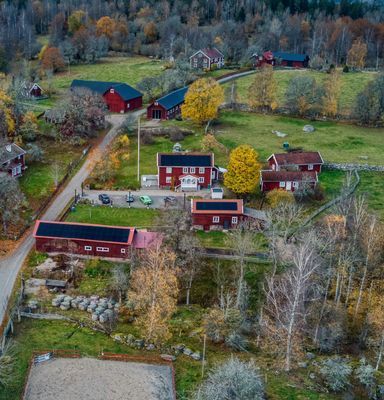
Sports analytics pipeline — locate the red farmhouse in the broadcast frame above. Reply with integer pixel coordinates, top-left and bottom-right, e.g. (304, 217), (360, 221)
(268, 151), (324, 172)
(0, 143), (26, 178)
(273, 52), (310, 68)
(191, 199), (244, 230)
(147, 86), (188, 120)
(260, 170), (318, 192)
(190, 48), (225, 70)
(70, 80), (142, 113)
(157, 152), (217, 191)
(251, 51), (275, 67)
(33, 220), (161, 259)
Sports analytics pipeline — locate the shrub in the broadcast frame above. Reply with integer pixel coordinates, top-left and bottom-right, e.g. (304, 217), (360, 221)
(320, 358), (352, 392)
(266, 189), (295, 208)
(355, 359), (377, 399)
(343, 65), (350, 73)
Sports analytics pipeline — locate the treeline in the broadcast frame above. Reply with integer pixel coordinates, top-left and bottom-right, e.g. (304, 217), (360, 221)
(1, 0), (384, 72)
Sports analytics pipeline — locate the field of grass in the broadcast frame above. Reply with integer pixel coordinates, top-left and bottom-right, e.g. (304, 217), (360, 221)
(66, 204), (160, 228)
(225, 69), (376, 115)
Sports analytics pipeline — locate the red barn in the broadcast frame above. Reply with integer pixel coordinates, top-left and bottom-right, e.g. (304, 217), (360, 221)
(27, 83), (43, 98)
(273, 52), (310, 68)
(260, 170), (318, 192)
(267, 151), (324, 172)
(189, 48), (225, 70)
(0, 143), (26, 178)
(147, 87), (188, 120)
(191, 199), (244, 230)
(157, 152), (218, 191)
(70, 80), (142, 113)
(33, 220), (161, 259)
(251, 51), (275, 68)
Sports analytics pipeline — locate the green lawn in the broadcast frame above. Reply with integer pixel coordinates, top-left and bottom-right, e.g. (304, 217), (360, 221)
(66, 204), (160, 228)
(226, 69), (376, 115)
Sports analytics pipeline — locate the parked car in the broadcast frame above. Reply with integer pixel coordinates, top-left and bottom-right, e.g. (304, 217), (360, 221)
(126, 194), (134, 203)
(164, 196), (177, 205)
(98, 194), (111, 204)
(140, 195), (152, 206)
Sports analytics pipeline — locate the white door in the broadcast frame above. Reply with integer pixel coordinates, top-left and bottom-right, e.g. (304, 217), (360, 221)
(286, 181), (292, 191)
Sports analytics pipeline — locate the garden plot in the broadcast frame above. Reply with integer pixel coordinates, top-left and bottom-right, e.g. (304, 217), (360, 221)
(24, 357), (174, 400)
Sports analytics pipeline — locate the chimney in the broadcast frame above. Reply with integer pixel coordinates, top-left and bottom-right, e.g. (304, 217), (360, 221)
(6, 144), (12, 153)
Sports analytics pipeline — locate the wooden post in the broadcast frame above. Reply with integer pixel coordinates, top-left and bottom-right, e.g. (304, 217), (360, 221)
(201, 334), (206, 378)
(137, 117), (140, 182)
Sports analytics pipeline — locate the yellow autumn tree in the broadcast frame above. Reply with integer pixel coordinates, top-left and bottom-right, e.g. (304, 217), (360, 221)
(181, 78), (224, 127)
(96, 16), (116, 39)
(322, 70), (341, 117)
(248, 65), (278, 111)
(0, 90), (15, 136)
(266, 189), (295, 208)
(127, 245), (179, 343)
(224, 145), (261, 196)
(347, 39), (367, 70)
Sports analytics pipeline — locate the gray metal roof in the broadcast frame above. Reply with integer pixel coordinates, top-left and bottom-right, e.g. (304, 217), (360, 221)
(0, 143), (26, 164)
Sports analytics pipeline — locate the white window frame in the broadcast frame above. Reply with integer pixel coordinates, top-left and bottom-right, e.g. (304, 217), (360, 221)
(279, 181), (286, 188)
(211, 170), (215, 179)
(183, 167), (188, 173)
(212, 216), (220, 223)
(232, 216), (238, 224)
(166, 176), (172, 184)
(293, 181), (299, 188)
(110, 88), (115, 94)
(308, 164), (314, 170)
(199, 167), (205, 174)
(121, 248), (126, 254)
(96, 247), (109, 252)
(190, 167), (195, 174)
(166, 167), (172, 174)
(84, 245), (92, 251)
(198, 177), (204, 183)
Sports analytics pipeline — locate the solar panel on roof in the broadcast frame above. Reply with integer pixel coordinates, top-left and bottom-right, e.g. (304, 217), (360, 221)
(195, 202), (238, 211)
(36, 222), (131, 244)
(160, 154), (212, 167)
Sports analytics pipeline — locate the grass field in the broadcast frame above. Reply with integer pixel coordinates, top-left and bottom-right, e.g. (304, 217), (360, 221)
(225, 69), (376, 115)
(66, 204), (160, 228)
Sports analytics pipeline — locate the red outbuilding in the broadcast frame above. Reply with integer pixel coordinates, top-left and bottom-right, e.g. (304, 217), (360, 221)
(273, 52), (310, 68)
(157, 152), (218, 191)
(0, 143), (26, 178)
(70, 80), (142, 113)
(260, 170), (318, 192)
(191, 199), (244, 230)
(267, 151), (324, 172)
(147, 87), (188, 120)
(33, 220), (161, 259)
(251, 51), (275, 67)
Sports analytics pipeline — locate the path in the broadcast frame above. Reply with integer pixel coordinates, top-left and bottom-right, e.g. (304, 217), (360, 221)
(0, 112), (139, 327)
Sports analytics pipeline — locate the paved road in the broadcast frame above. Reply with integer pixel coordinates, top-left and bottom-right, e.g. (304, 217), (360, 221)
(0, 113), (136, 326)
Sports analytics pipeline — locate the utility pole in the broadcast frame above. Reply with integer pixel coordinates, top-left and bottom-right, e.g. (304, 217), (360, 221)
(137, 117), (140, 182)
(201, 334), (207, 378)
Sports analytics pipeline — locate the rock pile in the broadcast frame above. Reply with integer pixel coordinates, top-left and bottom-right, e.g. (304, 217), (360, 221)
(52, 295), (120, 323)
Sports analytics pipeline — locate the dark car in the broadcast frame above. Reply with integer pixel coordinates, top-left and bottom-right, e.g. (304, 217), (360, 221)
(98, 194), (111, 204)
(164, 196), (177, 205)
(126, 194), (134, 203)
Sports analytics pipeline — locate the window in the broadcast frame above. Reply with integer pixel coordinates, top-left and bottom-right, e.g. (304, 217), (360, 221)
(293, 181), (299, 188)
(211, 170), (216, 179)
(166, 177), (171, 184)
(183, 167), (188, 173)
(190, 167), (195, 174)
(198, 177), (204, 183)
(232, 217), (238, 224)
(96, 247), (109, 252)
(110, 88), (115, 93)
(213, 216), (220, 223)
(84, 245), (92, 251)
(199, 167), (205, 174)
(279, 182), (286, 188)
(127, 103), (130, 109)
(166, 167), (172, 174)
(121, 248), (126, 254)
(308, 164), (314, 170)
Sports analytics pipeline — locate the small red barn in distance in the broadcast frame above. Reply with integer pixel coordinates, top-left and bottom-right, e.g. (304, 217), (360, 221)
(268, 151), (324, 172)
(260, 170), (318, 192)
(70, 80), (142, 113)
(191, 199), (244, 230)
(251, 51), (275, 68)
(147, 87), (188, 120)
(157, 152), (217, 191)
(33, 220), (161, 259)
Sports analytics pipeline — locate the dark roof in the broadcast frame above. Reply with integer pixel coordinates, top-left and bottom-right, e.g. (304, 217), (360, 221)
(261, 170), (318, 182)
(0, 143), (26, 164)
(34, 221), (134, 245)
(201, 48), (224, 59)
(158, 153), (213, 167)
(71, 80), (142, 101)
(45, 279), (67, 288)
(270, 152), (323, 166)
(155, 87), (188, 110)
(192, 199), (243, 215)
(273, 52), (309, 62)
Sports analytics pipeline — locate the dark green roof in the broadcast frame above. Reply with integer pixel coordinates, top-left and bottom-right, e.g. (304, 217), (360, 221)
(273, 52), (309, 62)
(156, 87), (188, 110)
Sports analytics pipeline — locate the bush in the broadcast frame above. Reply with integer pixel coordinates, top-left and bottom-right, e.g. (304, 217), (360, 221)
(266, 189), (295, 208)
(343, 65), (350, 73)
(320, 358), (352, 392)
(355, 359), (377, 399)
(225, 331), (248, 351)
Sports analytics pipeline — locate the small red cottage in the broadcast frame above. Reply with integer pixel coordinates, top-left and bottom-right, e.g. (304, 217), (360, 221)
(0, 143), (26, 178)
(251, 51), (275, 68)
(70, 80), (142, 113)
(26, 83), (44, 98)
(268, 151), (324, 172)
(33, 220), (161, 259)
(147, 87), (188, 120)
(260, 170), (318, 192)
(157, 152), (218, 191)
(190, 48), (225, 70)
(191, 199), (244, 230)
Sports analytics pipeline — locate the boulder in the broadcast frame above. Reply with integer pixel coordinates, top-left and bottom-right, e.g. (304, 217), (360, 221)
(272, 130), (287, 138)
(126, 334), (135, 345)
(174, 344), (185, 352)
(309, 373), (316, 380)
(183, 348), (193, 356)
(303, 125), (315, 133)
(91, 313), (99, 321)
(306, 352), (316, 360)
(135, 339), (145, 349)
(60, 303), (70, 311)
(52, 299), (61, 307)
(161, 354), (176, 362)
(298, 362), (308, 368)
(146, 344), (156, 351)
(87, 304), (97, 313)
(112, 333), (125, 343)
(99, 313), (108, 323)
(191, 352), (201, 361)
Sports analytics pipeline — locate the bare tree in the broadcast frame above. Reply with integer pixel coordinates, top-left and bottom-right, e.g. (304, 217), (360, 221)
(0, 340), (16, 388)
(50, 162), (61, 189)
(109, 264), (129, 303)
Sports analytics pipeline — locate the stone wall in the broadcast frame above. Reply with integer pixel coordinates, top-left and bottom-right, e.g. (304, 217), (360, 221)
(324, 163), (384, 172)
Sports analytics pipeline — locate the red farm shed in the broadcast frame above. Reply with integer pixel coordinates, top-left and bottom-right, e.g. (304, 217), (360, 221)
(70, 80), (142, 113)
(33, 221), (161, 259)
(260, 170), (318, 192)
(251, 51), (275, 68)
(191, 199), (244, 231)
(267, 151), (324, 173)
(147, 86), (188, 120)
(273, 52), (310, 68)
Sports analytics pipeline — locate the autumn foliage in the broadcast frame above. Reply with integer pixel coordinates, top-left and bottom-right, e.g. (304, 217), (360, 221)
(96, 16), (116, 39)
(248, 65), (278, 111)
(266, 189), (295, 208)
(347, 39), (367, 70)
(41, 47), (65, 72)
